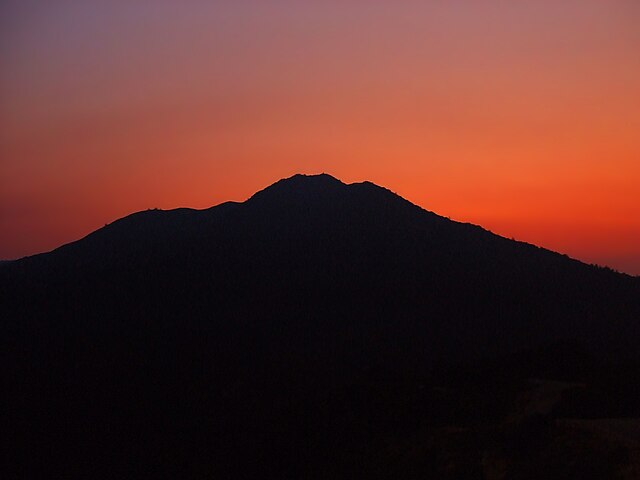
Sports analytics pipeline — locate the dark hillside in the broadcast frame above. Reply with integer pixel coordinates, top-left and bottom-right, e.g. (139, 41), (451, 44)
(2, 174), (639, 478)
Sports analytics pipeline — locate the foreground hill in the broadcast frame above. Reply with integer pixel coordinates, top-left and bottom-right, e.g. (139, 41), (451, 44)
(2, 173), (639, 478)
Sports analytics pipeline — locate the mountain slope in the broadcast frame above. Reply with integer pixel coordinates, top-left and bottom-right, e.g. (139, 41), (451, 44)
(3, 173), (638, 359)
(2, 173), (639, 478)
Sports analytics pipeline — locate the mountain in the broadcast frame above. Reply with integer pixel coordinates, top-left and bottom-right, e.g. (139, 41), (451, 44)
(2, 173), (640, 478)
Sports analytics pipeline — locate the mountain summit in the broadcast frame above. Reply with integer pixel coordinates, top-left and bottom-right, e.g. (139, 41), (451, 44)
(3, 174), (640, 478)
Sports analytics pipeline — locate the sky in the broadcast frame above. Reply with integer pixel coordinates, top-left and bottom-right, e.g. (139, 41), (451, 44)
(1, 1), (639, 274)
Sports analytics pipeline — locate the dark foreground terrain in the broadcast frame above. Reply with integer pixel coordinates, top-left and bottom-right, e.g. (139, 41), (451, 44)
(2, 174), (640, 478)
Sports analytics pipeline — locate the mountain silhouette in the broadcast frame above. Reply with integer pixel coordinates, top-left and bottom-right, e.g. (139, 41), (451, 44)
(2, 173), (640, 478)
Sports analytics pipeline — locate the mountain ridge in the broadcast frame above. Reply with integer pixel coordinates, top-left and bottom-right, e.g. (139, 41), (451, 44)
(3, 173), (640, 478)
(8, 173), (629, 279)
(3, 173), (638, 359)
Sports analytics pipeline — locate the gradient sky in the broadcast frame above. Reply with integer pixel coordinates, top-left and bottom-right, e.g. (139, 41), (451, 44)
(1, 1), (639, 274)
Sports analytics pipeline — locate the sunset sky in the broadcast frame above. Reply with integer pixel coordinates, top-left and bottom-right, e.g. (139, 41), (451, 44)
(1, 1), (639, 274)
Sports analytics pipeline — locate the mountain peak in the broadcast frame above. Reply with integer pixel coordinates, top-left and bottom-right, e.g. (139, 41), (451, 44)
(247, 173), (346, 204)
(273, 172), (344, 187)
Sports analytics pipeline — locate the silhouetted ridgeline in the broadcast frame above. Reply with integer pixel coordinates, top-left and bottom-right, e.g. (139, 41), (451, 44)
(2, 174), (640, 478)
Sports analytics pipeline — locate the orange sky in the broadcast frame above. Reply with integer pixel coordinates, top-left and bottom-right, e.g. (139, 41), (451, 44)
(1, 1), (639, 274)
